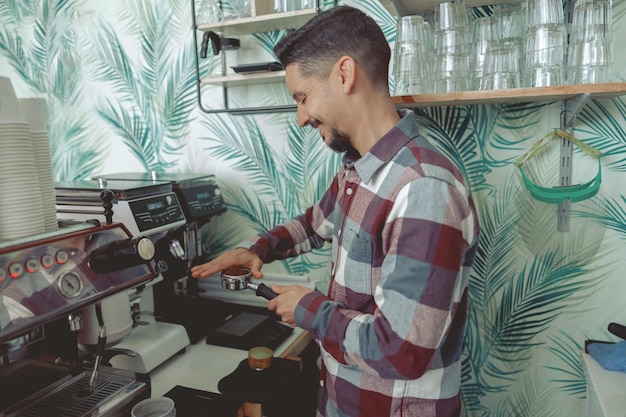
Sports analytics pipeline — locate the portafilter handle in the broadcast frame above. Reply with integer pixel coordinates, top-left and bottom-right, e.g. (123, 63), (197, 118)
(246, 282), (278, 300)
(220, 269), (278, 300)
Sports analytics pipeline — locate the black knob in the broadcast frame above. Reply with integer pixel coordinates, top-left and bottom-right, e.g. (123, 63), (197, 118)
(89, 237), (155, 274)
(100, 190), (114, 224)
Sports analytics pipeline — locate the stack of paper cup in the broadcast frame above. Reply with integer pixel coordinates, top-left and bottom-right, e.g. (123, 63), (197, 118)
(0, 77), (46, 242)
(20, 98), (58, 232)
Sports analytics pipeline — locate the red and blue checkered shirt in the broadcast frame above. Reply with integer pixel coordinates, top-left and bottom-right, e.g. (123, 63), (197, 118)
(247, 109), (479, 417)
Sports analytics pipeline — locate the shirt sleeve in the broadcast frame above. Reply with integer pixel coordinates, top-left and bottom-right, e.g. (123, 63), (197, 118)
(245, 172), (340, 263)
(294, 176), (478, 380)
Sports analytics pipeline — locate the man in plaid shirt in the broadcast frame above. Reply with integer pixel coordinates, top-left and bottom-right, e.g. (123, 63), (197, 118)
(191, 6), (479, 417)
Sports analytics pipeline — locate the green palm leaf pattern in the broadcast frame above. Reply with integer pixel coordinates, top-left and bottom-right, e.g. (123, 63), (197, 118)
(3, 1), (626, 416)
(84, 1), (196, 171)
(544, 331), (588, 399)
(415, 106), (493, 193)
(0, 0), (106, 180)
(199, 112), (337, 279)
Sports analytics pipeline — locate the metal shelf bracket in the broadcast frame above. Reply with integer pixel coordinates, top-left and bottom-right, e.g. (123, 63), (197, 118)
(557, 92), (591, 231)
(562, 93), (591, 131)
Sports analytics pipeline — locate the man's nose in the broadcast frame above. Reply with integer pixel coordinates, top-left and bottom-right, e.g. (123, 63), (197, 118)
(296, 106), (311, 127)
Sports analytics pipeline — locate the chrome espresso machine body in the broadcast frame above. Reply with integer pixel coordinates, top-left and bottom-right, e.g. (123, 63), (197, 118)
(88, 173), (227, 343)
(54, 179), (195, 373)
(0, 222), (156, 416)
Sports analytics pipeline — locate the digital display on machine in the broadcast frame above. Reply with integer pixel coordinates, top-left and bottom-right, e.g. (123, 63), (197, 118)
(213, 312), (269, 337)
(146, 201), (165, 211)
(196, 191), (210, 200)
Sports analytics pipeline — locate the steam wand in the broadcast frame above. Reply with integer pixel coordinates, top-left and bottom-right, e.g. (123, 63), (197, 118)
(88, 301), (107, 393)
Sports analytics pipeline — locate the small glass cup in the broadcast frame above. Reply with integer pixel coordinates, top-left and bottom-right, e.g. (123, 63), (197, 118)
(571, 0), (612, 43)
(435, 0), (470, 30)
(567, 39), (613, 83)
(480, 45), (521, 90)
(434, 51), (472, 92)
(527, 0), (564, 26)
(230, 0), (251, 18)
(394, 43), (433, 95)
(472, 16), (497, 89)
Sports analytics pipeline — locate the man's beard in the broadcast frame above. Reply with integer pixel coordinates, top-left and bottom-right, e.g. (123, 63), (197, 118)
(326, 127), (354, 153)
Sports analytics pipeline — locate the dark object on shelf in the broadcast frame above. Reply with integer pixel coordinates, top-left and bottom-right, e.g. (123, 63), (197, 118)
(231, 61), (284, 74)
(608, 322), (626, 340)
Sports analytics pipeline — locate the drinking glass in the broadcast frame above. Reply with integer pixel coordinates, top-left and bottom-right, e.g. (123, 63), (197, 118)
(566, 0), (613, 84)
(567, 39), (613, 83)
(472, 16), (498, 89)
(434, 51), (472, 92)
(393, 15), (433, 95)
(523, 23), (566, 86)
(435, 0), (470, 30)
(480, 44), (521, 90)
(571, 0), (612, 43)
(527, 0), (564, 26)
(197, 0), (223, 24)
(230, 0), (251, 18)
(394, 43), (433, 95)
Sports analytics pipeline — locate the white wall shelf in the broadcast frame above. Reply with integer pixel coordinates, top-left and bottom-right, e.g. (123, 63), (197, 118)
(200, 70), (286, 87)
(197, 8), (317, 36)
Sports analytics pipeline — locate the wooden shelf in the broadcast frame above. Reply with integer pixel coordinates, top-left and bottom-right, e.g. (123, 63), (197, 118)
(196, 8), (316, 35)
(381, 0), (523, 16)
(392, 82), (626, 107)
(200, 70), (286, 87)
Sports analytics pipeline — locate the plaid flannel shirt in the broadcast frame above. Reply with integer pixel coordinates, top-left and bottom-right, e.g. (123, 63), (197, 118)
(247, 109), (479, 417)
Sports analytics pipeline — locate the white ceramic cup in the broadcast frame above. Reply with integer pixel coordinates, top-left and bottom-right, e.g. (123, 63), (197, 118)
(131, 397), (176, 417)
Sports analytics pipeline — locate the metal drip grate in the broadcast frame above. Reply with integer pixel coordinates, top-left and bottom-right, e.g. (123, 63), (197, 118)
(0, 361), (71, 410)
(19, 373), (127, 417)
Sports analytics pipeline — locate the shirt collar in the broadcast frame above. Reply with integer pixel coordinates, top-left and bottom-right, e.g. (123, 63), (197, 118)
(342, 109), (418, 184)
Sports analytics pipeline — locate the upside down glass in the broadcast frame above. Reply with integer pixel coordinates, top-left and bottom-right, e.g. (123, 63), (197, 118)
(481, 44), (521, 90)
(566, 0), (613, 84)
(393, 15), (433, 95)
(435, 0), (470, 30)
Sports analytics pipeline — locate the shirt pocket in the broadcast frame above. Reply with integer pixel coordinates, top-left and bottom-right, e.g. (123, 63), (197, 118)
(341, 230), (373, 310)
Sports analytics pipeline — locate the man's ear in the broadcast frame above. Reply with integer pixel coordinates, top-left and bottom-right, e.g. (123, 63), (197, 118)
(337, 55), (356, 94)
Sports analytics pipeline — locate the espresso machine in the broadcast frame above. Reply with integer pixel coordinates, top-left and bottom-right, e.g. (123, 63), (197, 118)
(55, 178), (193, 373)
(0, 221), (156, 416)
(88, 172), (228, 343)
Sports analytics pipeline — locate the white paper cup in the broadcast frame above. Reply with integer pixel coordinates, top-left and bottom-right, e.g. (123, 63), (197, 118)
(0, 77), (26, 123)
(131, 397), (176, 417)
(19, 98), (49, 133)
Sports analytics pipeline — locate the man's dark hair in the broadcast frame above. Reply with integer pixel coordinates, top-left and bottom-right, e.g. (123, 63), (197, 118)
(273, 5), (391, 91)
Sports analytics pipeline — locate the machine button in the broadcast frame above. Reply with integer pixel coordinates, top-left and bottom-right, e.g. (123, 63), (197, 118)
(56, 250), (69, 265)
(41, 254), (54, 269)
(0, 268), (6, 282)
(25, 258), (39, 273)
(8, 263), (24, 279)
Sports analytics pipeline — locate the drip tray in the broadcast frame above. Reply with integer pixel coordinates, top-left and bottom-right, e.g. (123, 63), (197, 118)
(3, 367), (149, 417)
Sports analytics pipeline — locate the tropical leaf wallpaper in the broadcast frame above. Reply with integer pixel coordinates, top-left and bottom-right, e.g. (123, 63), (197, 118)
(2, 0), (626, 416)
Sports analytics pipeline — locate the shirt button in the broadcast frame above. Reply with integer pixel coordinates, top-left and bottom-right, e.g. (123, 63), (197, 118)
(346, 188), (353, 195)
(319, 379), (324, 387)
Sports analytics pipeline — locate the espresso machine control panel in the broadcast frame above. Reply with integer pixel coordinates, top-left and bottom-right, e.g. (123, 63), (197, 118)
(0, 222), (155, 343)
(55, 179), (187, 237)
(92, 172), (227, 222)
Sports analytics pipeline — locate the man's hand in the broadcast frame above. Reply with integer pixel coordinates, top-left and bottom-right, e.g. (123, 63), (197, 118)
(267, 284), (313, 326)
(190, 248), (264, 279)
